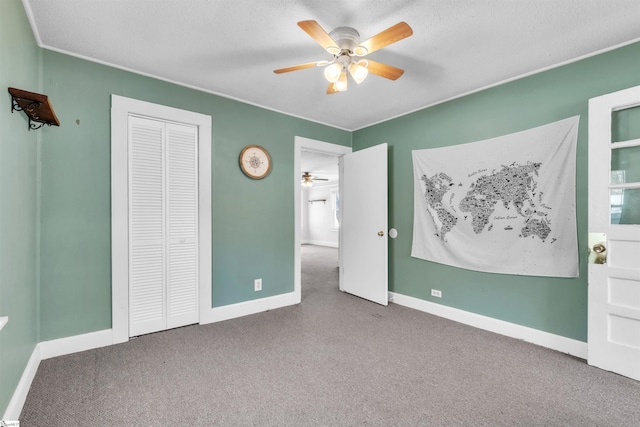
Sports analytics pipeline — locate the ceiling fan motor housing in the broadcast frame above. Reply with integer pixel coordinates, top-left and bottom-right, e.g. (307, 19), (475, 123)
(329, 27), (361, 54)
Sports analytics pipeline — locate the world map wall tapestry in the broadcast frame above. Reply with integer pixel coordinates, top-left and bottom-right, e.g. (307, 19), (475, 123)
(411, 116), (580, 277)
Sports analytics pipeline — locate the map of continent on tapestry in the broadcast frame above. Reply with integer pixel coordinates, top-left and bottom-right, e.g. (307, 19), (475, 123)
(411, 116), (580, 277)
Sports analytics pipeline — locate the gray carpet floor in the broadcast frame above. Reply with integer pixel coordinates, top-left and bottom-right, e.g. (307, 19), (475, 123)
(20, 245), (640, 426)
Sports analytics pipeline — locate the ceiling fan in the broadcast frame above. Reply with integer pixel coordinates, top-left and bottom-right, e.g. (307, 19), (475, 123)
(274, 20), (413, 94)
(301, 172), (329, 187)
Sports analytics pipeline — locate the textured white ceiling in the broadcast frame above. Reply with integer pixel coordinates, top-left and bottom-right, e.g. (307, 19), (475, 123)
(23, 0), (640, 130)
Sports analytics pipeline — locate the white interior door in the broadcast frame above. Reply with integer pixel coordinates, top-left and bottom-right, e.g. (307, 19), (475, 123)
(128, 116), (199, 337)
(129, 117), (166, 336)
(588, 85), (640, 381)
(165, 123), (199, 329)
(340, 143), (388, 305)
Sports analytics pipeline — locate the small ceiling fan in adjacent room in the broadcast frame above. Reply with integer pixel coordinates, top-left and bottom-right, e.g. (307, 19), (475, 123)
(301, 172), (329, 187)
(274, 20), (413, 94)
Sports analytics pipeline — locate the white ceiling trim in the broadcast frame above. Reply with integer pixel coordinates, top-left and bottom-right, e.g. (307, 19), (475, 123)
(352, 36), (640, 131)
(21, 0), (640, 131)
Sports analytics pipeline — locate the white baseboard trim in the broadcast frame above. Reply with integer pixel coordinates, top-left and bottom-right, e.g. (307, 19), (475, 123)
(5, 292), (299, 419)
(3, 329), (114, 420)
(200, 291), (299, 325)
(302, 240), (339, 248)
(389, 292), (587, 359)
(39, 329), (114, 360)
(4, 292), (586, 419)
(6, 293), (299, 418)
(3, 345), (40, 421)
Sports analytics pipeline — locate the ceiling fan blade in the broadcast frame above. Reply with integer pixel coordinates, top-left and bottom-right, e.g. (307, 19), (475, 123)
(367, 60), (404, 80)
(273, 62), (319, 74)
(314, 178), (329, 181)
(357, 22), (413, 55)
(298, 20), (340, 53)
(326, 83), (339, 94)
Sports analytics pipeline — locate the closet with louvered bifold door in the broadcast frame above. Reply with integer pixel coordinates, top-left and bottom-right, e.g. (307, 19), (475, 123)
(128, 115), (199, 337)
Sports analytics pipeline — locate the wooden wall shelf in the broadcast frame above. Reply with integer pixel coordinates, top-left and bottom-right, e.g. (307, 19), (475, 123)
(8, 87), (60, 130)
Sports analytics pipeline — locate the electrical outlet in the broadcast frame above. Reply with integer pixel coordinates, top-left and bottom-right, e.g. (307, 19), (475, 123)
(431, 289), (442, 298)
(254, 278), (262, 291)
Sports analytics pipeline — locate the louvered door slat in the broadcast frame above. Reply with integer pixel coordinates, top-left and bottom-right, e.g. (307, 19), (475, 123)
(168, 242), (198, 319)
(166, 124), (199, 328)
(129, 117), (166, 337)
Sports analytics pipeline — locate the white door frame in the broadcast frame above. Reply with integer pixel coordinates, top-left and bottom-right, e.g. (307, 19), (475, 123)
(294, 136), (352, 300)
(111, 95), (212, 344)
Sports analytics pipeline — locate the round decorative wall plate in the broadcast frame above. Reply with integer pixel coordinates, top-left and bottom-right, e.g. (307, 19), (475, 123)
(239, 145), (272, 179)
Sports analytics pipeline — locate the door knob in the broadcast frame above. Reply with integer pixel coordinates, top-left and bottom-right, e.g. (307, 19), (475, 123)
(378, 231), (384, 236)
(588, 233), (607, 264)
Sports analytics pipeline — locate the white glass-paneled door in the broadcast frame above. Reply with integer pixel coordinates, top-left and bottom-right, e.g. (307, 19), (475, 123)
(128, 115), (199, 337)
(588, 85), (640, 381)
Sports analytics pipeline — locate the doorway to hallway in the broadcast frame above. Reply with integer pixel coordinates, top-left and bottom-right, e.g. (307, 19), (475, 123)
(301, 245), (339, 302)
(293, 137), (351, 303)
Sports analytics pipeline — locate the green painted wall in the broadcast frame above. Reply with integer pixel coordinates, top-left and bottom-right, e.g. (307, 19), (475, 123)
(38, 51), (351, 341)
(353, 41), (640, 342)
(3, 0), (640, 414)
(0, 0), (40, 415)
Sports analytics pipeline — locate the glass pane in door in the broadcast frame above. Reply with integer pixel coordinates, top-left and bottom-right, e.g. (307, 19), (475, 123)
(610, 108), (640, 225)
(611, 146), (640, 183)
(611, 188), (640, 224)
(612, 105), (640, 142)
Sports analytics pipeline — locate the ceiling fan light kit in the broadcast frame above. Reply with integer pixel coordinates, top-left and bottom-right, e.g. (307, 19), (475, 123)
(301, 172), (329, 187)
(324, 62), (342, 83)
(335, 70), (348, 92)
(349, 60), (369, 84)
(274, 20), (413, 94)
